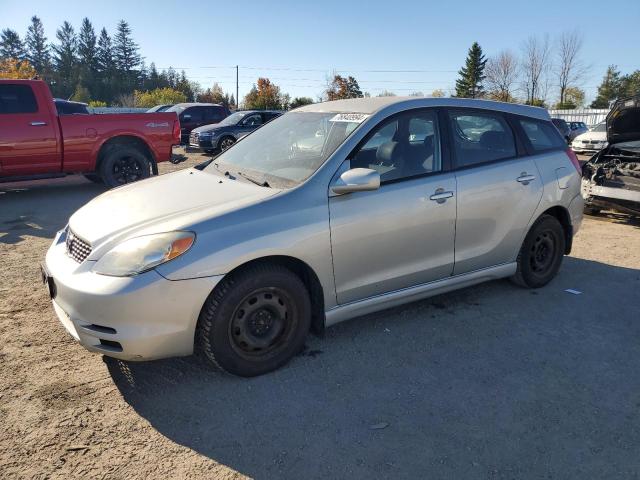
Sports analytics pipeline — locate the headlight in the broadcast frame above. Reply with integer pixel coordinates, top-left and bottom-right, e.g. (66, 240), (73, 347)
(93, 231), (195, 276)
(199, 131), (212, 137)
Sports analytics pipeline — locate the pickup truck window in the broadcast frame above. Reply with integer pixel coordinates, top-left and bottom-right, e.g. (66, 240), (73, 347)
(0, 84), (38, 114)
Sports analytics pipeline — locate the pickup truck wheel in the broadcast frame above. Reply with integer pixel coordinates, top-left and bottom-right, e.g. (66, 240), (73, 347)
(100, 146), (151, 188)
(511, 214), (566, 288)
(197, 264), (311, 377)
(219, 136), (235, 151)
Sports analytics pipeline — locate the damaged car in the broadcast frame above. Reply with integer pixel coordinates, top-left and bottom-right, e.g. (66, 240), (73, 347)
(582, 96), (640, 216)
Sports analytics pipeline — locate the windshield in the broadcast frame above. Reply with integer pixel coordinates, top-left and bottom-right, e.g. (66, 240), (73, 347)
(204, 111), (364, 187)
(218, 112), (247, 126)
(592, 122), (606, 132)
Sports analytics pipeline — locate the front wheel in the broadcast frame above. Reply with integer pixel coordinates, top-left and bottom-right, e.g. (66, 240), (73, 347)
(511, 215), (566, 288)
(196, 264), (311, 377)
(219, 136), (236, 152)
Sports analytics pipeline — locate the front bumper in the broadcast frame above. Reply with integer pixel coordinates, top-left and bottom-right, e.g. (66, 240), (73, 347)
(44, 230), (222, 361)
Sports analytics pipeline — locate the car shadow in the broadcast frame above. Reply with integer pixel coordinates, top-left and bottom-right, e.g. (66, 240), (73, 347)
(106, 256), (640, 479)
(0, 177), (106, 244)
(585, 210), (640, 228)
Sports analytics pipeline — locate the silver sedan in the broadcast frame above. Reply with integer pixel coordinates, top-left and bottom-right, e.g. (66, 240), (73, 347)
(43, 96), (584, 376)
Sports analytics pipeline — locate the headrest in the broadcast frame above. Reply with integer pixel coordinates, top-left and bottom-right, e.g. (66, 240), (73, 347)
(376, 141), (401, 164)
(479, 131), (510, 150)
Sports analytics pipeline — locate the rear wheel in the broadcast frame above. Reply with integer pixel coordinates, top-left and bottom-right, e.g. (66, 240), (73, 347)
(512, 214), (566, 288)
(99, 145), (151, 188)
(197, 264), (311, 377)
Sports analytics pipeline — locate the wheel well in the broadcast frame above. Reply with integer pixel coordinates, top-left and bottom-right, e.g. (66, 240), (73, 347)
(540, 206), (573, 254)
(223, 256), (326, 335)
(97, 136), (157, 175)
(217, 134), (235, 147)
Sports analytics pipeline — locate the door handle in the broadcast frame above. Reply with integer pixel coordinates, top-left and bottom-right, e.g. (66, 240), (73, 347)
(429, 189), (454, 203)
(516, 174), (536, 185)
(30, 121), (47, 126)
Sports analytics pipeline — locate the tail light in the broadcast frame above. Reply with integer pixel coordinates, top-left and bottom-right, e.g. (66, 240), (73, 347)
(172, 120), (181, 145)
(565, 147), (582, 174)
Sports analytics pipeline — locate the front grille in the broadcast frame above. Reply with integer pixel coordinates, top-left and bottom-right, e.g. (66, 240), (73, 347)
(66, 229), (92, 263)
(190, 132), (199, 144)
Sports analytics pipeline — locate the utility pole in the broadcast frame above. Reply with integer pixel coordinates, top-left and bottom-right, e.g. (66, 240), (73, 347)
(236, 65), (239, 111)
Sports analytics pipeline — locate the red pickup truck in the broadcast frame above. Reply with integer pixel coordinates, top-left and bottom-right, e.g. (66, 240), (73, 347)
(0, 79), (180, 187)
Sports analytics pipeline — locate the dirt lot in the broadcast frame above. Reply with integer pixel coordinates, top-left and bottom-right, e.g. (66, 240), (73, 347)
(1, 149), (639, 479)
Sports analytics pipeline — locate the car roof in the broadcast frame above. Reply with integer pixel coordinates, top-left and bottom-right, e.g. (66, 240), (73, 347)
(173, 103), (223, 108)
(295, 96), (550, 121)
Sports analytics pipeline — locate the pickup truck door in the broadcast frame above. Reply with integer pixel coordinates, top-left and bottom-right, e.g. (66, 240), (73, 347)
(0, 82), (61, 176)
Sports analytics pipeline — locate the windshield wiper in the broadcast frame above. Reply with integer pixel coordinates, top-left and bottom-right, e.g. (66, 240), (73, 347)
(237, 170), (270, 188)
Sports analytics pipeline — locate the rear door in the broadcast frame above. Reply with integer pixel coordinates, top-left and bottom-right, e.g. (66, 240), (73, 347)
(205, 106), (226, 125)
(447, 108), (543, 274)
(0, 83), (61, 176)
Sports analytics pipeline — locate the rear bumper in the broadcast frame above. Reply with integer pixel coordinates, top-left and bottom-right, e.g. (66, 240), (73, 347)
(44, 230), (222, 361)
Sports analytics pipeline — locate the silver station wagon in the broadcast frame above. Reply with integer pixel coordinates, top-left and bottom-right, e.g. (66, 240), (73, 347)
(43, 97), (584, 376)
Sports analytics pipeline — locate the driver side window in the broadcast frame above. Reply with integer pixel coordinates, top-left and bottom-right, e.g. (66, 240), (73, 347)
(351, 110), (441, 183)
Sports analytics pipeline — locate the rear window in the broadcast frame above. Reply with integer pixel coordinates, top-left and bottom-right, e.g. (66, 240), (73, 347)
(519, 118), (566, 151)
(0, 84), (38, 114)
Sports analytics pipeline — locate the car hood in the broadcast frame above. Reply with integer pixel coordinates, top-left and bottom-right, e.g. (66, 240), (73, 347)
(192, 123), (224, 134)
(607, 96), (640, 144)
(574, 130), (607, 142)
(69, 169), (279, 248)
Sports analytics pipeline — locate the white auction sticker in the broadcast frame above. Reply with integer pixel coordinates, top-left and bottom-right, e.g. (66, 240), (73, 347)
(329, 113), (369, 123)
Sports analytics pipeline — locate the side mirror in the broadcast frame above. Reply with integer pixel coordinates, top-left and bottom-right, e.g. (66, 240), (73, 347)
(331, 168), (380, 195)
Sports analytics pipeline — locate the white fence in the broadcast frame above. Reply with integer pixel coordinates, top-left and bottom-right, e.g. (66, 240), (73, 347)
(547, 108), (609, 127)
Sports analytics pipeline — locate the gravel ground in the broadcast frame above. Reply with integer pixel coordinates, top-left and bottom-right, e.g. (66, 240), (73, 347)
(1, 149), (639, 479)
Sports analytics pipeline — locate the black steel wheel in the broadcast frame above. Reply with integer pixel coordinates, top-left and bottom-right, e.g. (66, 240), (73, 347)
(512, 214), (566, 288)
(99, 145), (151, 188)
(197, 264), (311, 377)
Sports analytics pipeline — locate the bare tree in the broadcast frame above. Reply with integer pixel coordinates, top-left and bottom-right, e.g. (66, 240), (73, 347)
(485, 50), (519, 102)
(520, 35), (551, 105)
(555, 30), (587, 105)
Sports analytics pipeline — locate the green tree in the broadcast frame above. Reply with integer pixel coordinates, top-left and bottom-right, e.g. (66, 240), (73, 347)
(113, 20), (141, 93)
(71, 84), (91, 103)
(325, 74), (363, 100)
(51, 21), (78, 98)
(0, 29), (25, 60)
(289, 96), (314, 109)
(430, 89), (445, 98)
(455, 42), (486, 98)
(96, 28), (115, 102)
(25, 16), (50, 76)
(77, 18), (97, 88)
(134, 87), (186, 107)
(590, 65), (621, 108)
(620, 71), (640, 98)
(243, 78), (287, 109)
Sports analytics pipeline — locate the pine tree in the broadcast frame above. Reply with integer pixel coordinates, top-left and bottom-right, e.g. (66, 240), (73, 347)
(77, 18), (97, 84)
(96, 28), (115, 102)
(25, 16), (50, 76)
(113, 20), (141, 92)
(0, 29), (25, 60)
(455, 42), (487, 98)
(591, 65), (621, 108)
(52, 21), (78, 98)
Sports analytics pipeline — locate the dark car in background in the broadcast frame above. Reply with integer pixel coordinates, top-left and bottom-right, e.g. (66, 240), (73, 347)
(190, 110), (283, 153)
(551, 118), (571, 143)
(166, 103), (230, 144)
(54, 98), (90, 115)
(569, 121), (589, 140)
(147, 104), (174, 113)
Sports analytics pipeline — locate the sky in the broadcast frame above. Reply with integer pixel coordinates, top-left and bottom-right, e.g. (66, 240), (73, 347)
(1, 0), (638, 104)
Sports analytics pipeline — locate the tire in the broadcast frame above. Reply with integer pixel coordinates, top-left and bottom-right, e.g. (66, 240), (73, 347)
(83, 173), (103, 184)
(511, 214), (566, 288)
(219, 136), (236, 152)
(99, 145), (151, 188)
(196, 264), (311, 377)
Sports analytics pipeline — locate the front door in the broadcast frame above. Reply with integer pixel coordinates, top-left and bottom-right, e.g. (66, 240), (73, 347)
(0, 83), (61, 176)
(329, 109), (457, 304)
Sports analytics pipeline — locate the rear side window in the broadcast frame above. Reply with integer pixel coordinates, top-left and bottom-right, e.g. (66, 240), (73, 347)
(0, 84), (38, 114)
(183, 107), (203, 122)
(519, 118), (566, 151)
(448, 110), (516, 167)
(206, 107), (225, 123)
